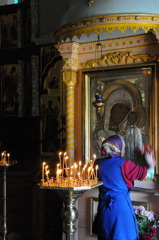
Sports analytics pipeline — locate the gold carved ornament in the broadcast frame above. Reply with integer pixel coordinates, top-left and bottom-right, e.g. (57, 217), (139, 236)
(63, 58), (71, 67)
(63, 58), (78, 68)
(62, 70), (77, 87)
(81, 52), (158, 68)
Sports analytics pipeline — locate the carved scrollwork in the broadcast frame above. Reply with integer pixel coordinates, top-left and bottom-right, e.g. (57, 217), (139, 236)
(63, 58), (71, 67)
(63, 58), (78, 68)
(81, 52), (158, 68)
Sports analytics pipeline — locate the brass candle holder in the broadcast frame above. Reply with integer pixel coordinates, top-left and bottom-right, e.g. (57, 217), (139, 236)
(0, 151), (17, 240)
(38, 153), (103, 240)
(39, 179), (102, 240)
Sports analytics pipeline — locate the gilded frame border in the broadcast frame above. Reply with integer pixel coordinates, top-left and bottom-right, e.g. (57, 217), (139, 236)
(84, 64), (158, 174)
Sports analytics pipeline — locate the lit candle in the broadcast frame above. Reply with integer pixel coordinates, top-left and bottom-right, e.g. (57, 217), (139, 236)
(95, 165), (98, 178)
(56, 170), (59, 182)
(74, 162), (77, 178)
(79, 161), (82, 174)
(78, 172), (81, 180)
(90, 159), (93, 167)
(70, 166), (73, 178)
(56, 169), (61, 182)
(57, 163), (60, 171)
(93, 154), (96, 163)
(3, 151), (6, 161)
(82, 164), (87, 179)
(65, 156), (69, 168)
(59, 152), (62, 169)
(7, 153), (10, 163)
(1, 152), (4, 161)
(91, 168), (95, 180)
(89, 167), (93, 179)
(45, 165), (49, 173)
(65, 167), (70, 178)
(42, 162), (46, 183)
(45, 170), (50, 181)
(87, 167), (91, 179)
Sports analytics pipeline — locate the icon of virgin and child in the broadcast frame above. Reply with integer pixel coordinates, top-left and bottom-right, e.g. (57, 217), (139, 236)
(93, 101), (148, 164)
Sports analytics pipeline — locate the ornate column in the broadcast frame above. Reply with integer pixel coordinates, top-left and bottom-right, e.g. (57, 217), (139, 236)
(58, 42), (79, 165)
(63, 70), (77, 165)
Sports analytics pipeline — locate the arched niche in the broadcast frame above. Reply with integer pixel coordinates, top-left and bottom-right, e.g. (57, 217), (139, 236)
(40, 56), (66, 155)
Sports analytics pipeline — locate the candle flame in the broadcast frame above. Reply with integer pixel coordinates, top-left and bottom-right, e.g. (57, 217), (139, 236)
(82, 164), (87, 171)
(45, 165), (48, 170)
(74, 163), (77, 168)
(45, 170), (50, 175)
(88, 167), (91, 172)
(40, 151), (100, 185)
(57, 169), (62, 174)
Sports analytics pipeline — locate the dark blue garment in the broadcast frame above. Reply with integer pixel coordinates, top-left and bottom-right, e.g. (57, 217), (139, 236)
(96, 157), (139, 240)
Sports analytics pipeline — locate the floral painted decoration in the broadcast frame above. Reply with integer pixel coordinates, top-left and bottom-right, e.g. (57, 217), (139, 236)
(134, 205), (159, 240)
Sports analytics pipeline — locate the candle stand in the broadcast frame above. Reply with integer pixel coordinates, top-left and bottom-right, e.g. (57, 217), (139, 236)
(0, 162), (17, 240)
(39, 180), (103, 240)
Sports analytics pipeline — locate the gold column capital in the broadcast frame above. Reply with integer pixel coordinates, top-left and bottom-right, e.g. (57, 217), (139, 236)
(62, 70), (77, 87)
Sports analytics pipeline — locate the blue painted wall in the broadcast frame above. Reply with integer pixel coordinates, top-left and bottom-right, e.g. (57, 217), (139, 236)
(39, 0), (159, 37)
(60, 0), (159, 25)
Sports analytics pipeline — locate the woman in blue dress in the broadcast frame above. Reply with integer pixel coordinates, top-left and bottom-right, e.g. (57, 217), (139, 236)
(94, 135), (155, 240)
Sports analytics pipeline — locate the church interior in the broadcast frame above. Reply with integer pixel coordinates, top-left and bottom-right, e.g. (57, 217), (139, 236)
(0, 0), (159, 240)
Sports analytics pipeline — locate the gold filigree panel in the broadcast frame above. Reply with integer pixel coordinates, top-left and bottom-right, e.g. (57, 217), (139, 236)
(81, 52), (157, 68)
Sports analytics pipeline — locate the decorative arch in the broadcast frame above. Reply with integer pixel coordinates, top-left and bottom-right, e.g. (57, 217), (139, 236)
(40, 55), (65, 155)
(40, 55), (62, 94)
